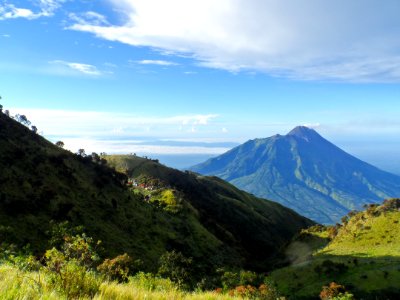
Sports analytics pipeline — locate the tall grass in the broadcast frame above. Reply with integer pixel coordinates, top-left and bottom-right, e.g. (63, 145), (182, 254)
(95, 282), (240, 300)
(0, 264), (241, 300)
(0, 264), (65, 299)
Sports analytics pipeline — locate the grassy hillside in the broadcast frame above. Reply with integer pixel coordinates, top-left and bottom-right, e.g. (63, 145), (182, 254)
(270, 199), (400, 299)
(0, 113), (225, 272)
(0, 112), (312, 278)
(103, 154), (314, 270)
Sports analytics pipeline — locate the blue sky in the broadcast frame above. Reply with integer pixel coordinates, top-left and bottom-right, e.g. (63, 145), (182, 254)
(1, 0), (400, 172)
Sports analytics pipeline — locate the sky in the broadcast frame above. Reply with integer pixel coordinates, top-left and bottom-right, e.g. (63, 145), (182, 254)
(1, 0), (400, 172)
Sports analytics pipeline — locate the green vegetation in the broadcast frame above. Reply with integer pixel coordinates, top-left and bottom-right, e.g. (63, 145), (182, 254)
(0, 228), (281, 299)
(270, 199), (400, 299)
(2, 106), (400, 298)
(0, 110), (313, 298)
(0, 263), (253, 300)
(101, 154), (313, 271)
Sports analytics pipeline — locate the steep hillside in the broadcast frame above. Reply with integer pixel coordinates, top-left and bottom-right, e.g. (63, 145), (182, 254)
(271, 199), (400, 299)
(190, 126), (400, 223)
(102, 154), (314, 270)
(0, 113), (312, 273)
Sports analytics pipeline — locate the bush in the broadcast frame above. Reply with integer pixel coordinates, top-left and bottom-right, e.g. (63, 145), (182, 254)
(97, 253), (132, 282)
(43, 233), (102, 298)
(314, 260), (348, 276)
(46, 221), (84, 249)
(319, 282), (346, 300)
(158, 250), (193, 289)
(227, 280), (279, 300)
(220, 269), (262, 290)
(327, 226), (339, 239)
(0, 243), (41, 271)
(62, 233), (101, 268)
(44, 248), (101, 298)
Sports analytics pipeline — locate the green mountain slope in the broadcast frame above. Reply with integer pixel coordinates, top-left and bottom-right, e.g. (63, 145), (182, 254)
(102, 154), (314, 270)
(190, 126), (400, 224)
(0, 113), (312, 273)
(271, 199), (400, 299)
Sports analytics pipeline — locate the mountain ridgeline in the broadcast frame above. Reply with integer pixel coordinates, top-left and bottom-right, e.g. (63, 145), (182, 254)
(190, 126), (400, 224)
(0, 112), (312, 273)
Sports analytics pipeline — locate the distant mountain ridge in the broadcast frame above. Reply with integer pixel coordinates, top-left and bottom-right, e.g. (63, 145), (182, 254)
(190, 126), (400, 223)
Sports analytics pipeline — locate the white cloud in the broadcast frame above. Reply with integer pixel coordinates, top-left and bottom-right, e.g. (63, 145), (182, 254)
(222, 127), (228, 133)
(68, 11), (109, 26)
(69, 0), (400, 82)
(137, 60), (178, 66)
(0, 4), (36, 20)
(8, 108), (222, 154)
(302, 123), (321, 129)
(60, 137), (229, 155)
(0, 0), (65, 20)
(50, 60), (103, 76)
(9, 108), (219, 137)
(67, 63), (101, 76)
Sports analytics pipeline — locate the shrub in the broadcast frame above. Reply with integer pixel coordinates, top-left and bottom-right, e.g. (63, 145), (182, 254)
(97, 253), (132, 282)
(158, 250), (193, 289)
(228, 281), (279, 300)
(258, 279), (280, 300)
(0, 243), (41, 271)
(327, 226), (339, 239)
(46, 221), (84, 249)
(42, 233), (102, 298)
(44, 248), (101, 298)
(62, 233), (101, 268)
(220, 269), (262, 290)
(314, 260), (348, 276)
(320, 282), (349, 300)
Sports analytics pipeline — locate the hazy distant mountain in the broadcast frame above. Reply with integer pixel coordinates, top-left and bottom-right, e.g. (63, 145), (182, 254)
(190, 126), (400, 223)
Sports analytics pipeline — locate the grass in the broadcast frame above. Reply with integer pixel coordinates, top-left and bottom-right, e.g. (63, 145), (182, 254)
(319, 211), (400, 257)
(0, 264), (65, 300)
(95, 282), (239, 300)
(0, 264), (241, 300)
(270, 202), (400, 298)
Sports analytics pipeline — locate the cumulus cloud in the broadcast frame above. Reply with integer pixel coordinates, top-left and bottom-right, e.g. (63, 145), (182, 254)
(50, 60), (104, 76)
(0, 0), (65, 20)
(68, 0), (400, 82)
